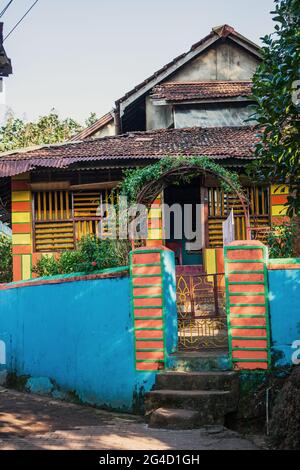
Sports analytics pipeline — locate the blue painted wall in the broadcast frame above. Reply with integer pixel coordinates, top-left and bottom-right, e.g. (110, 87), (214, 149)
(0, 276), (159, 411)
(268, 268), (300, 366)
(162, 249), (178, 357)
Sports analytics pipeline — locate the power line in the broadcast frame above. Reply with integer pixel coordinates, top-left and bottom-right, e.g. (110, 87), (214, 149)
(0, 0), (14, 18)
(3, 0), (40, 42)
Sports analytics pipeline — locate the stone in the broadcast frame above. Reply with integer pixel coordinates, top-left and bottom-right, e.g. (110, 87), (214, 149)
(149, 407), (199, 429)
(25, 377), (54, 395)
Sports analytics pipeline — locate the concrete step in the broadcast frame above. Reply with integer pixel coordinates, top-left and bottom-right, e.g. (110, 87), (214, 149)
(155, 371), (238, 392)
(168, 350), (230, 372)
(145, 389), (236, 422)
(149, 407), (199, 429)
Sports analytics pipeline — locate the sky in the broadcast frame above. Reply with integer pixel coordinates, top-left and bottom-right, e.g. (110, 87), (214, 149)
(1, 0), (276, 124)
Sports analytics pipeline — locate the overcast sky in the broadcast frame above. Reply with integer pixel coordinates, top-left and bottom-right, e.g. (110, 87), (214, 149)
(2, 0), (275, 124)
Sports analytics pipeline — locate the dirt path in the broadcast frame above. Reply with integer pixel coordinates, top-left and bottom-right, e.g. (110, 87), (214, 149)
(0, 387), (259, 450)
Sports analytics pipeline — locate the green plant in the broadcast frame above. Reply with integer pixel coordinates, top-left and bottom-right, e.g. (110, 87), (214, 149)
(121, 156), (244, 204)
(32, 237), (131, 277)
(267, 221), (296, 257)
(0, 235), (12, 283)
(0, 110), (98, 153)
(250, 0), (300, 217)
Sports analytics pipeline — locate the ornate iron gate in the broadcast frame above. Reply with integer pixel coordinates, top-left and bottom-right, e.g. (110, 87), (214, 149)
(176, 270), (228, 350)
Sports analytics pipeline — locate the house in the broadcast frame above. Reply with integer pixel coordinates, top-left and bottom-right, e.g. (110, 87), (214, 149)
(0, 25), (289, 283)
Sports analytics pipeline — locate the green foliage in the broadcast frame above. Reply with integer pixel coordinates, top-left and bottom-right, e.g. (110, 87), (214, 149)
(121, 156), (243, 203)
(250, 0), (300, 216)
(32, 236), (131, 277)
(0, 235), (12, 283)
(0, 110), (93, 152)
(85, 112), (99, 128)
(267, 221), (296, 257)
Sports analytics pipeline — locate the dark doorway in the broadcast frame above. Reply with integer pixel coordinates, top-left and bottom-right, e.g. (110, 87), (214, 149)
(164, 179), (202, 266)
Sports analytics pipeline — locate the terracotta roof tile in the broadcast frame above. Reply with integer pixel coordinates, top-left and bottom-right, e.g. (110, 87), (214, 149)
(0, 126), (259, 177)
(151, 81), (253, 103)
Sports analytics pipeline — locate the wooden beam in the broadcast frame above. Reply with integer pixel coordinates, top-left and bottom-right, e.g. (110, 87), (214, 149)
(69, 181), (120, 191)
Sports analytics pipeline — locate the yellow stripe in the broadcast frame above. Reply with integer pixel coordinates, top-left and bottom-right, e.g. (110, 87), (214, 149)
(12, 191), (31, 202)
(148, 208), (162, 219)
(271, 184), (289, 195)
(148, 229), (163, 240)
(12, 173), (30, 181)
(203, 248), (216, 275)
(12, 233), (32, 245)
(22, 255), (31, 280)
(12, 212), (31, 223)
(271, 205), (288, 216)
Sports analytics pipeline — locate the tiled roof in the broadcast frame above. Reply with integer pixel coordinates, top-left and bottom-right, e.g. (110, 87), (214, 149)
(151, 81), (253, 103)
(0, 126), (259, 177)
(69, 112), (114, 142)
(116, 25), (261, 108)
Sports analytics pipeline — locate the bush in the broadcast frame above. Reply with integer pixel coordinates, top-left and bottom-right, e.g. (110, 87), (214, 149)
(32, 237), (131, 277)
(0, 235), (12, 283)
(267, 221), (296, 258)
(269, 367), (300, 450)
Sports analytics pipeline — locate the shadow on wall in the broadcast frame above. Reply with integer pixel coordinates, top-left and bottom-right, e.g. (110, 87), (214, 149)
(0, 275), (158, 412)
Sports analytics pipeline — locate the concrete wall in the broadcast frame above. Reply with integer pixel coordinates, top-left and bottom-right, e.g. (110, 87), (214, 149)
(268, 262), (300, 367)
(172, 41), (259, 82)
(174, 104), (255, 128)
(92, 121), (116, 138)
(146, 96), (173, 131)
(0, 274), (158, 411)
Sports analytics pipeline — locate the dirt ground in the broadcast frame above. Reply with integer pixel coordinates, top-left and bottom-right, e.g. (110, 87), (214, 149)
(0, 387), (260, 450)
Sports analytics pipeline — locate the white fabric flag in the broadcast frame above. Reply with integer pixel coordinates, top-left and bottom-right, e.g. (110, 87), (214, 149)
(223, 209), (235, 246)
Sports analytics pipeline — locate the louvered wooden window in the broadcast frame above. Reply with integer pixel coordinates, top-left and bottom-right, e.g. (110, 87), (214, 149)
(33, 189), (119, 252)
(34, 191), (74, 252)
(207, 186), (270, 247)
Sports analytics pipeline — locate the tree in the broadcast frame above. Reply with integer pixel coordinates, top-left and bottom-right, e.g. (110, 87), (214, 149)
(0, 110), (96, 152)
(0, 235), (12, 283)
(251, 0), (300, 217)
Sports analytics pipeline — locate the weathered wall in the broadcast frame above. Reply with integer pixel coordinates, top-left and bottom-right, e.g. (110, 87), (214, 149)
(174, 103), (255, 128)
(0, 274), (158, 411)
(172, 41), (259, 82)
(92, 121), (116, 138)
(268, 259), (300, 367)
(146, 96), (173, 131)
(145, 40), (259, 130)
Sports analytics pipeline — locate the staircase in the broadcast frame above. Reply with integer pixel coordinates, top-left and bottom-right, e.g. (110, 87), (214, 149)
(145, 351), (239, 429)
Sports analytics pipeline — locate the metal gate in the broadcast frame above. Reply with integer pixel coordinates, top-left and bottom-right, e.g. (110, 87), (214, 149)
(176, 270), (228, 350)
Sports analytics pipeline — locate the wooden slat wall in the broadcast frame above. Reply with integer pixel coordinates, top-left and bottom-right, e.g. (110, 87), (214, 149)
(33, 189), (119, 252)
(35, 222), (74, 251)
(207, 187), (270, 247)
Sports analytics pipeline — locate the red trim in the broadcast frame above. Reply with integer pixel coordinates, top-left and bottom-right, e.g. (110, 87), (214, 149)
(0, 270), (128, 291)
(268, 264), (300, 270)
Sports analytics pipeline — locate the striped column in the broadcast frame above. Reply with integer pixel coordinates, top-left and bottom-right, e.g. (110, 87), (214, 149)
(130, 246), (177, 371)
(146, 194), (163, 247)
(11, 174), (33, 282)
(224, 240), (271, 370)
(271, 184), (289, 224)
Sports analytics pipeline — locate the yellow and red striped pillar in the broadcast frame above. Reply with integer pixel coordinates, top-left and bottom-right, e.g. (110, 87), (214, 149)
(146, 194), (163, 248)
(270, 184), (289, 224)
(224, 240), (271, 370)
(11, 174), (33, 282)
(130, 246), (177, 371)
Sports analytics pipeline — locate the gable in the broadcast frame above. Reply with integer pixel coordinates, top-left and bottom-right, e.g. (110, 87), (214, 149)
(170, 40), (260, 82)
